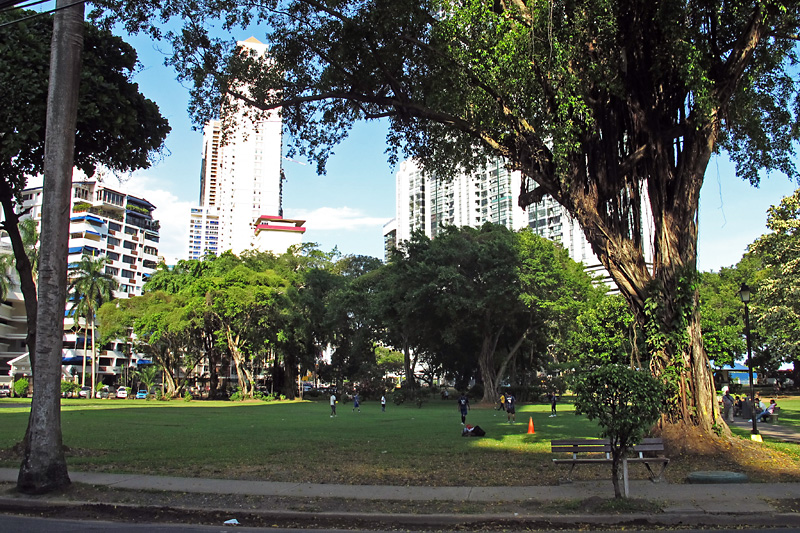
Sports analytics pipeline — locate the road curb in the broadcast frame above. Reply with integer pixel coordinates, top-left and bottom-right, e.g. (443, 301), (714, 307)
(1, 497), (800, 530)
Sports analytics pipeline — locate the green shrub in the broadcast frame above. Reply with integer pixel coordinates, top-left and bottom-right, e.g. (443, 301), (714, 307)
(184, 390), (193, 402)
(13, 378), (29, 397)
(61, 381), (80, 397)
(229, 388), (244, 401)
(574, 364), (666, 498)
(392, 386), (427, 407)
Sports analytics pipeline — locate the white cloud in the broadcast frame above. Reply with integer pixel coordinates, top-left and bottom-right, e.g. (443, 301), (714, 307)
(287, 206), (389, 231)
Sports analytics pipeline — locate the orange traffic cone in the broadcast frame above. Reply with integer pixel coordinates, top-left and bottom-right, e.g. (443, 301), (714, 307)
(527, 416), (535, 434)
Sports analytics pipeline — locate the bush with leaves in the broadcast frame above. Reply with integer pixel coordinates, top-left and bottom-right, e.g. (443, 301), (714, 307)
(60, 381), (80, 397)
(574, 365), (666, 499)
(13, 378), (29, 398)
(229, 387), (244, 402)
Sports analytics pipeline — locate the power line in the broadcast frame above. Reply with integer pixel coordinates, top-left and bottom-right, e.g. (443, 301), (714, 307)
(0, 0), (86, 29)
(1, 0), (51, 12)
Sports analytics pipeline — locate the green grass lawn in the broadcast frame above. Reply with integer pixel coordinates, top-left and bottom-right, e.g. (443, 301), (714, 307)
(1, 394), (799, 486)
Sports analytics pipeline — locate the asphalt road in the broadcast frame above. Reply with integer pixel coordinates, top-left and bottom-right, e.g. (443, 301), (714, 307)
(3, 515), (800, 533)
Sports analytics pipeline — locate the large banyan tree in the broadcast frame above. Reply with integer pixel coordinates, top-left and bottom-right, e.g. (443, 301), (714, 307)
(94, 0), (800, 434)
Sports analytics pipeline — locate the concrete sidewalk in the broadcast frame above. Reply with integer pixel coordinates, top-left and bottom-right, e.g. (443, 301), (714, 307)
(2, 468), (800, 516)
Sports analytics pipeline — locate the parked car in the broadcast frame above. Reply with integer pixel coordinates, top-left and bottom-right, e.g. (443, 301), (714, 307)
(96, 386), (110, 399)
(0, 387), (10, 398)
(78, 386), (92, 398)
(135, 388), (148, 399)
(116, 387), (128, 399)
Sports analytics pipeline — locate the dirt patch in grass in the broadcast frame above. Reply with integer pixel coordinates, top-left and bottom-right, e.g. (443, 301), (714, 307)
(656, 423), (800, 483)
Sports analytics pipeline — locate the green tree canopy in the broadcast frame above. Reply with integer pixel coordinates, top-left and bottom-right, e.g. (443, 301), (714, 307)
(749, 188), (800, 373)
(0, 8), (170, 185)
(567, 294), (637, 368)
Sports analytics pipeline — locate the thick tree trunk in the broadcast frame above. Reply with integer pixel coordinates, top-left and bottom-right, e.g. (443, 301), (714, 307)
(281, 351), (297, 399)
(517, 116), (721, 434)
(402, 335), (415, 388)
(18, 0), (84, 494)
(90, 315), (97, 394)
(163, 361), (177, 397)
(478, 328), (503, 404)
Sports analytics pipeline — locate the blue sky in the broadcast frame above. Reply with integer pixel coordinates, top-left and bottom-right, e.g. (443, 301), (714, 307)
(113, 33), (798, 272)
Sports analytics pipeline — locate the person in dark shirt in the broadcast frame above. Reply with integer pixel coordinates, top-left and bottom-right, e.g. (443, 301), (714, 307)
(457, 393), (470, 425)
(505, 393), (516, 424)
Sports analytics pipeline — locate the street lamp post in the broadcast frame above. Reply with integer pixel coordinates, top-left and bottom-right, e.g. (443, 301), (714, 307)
(739, 283), (760, 440)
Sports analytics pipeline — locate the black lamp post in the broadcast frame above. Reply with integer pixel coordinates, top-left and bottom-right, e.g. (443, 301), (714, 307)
(739, 283), (759, 438)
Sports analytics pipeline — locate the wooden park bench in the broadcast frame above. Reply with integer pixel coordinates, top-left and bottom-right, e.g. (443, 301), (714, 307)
(551, 438), (670, 484)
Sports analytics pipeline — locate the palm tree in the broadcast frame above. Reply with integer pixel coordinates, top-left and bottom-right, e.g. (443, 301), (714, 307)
(68, 253), (117, 396)
(134, 364), (160, 398)
(70, 296), (91, 387)
(0, 251), (14, 302)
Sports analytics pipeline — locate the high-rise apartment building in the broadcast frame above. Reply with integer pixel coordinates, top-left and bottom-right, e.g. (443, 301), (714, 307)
(188, 37), (303, 260)
(392, 158), (529, 247)
(2, 179), (161, 386)
(385, 156), (621, 288)
(21, 180), (162, 298)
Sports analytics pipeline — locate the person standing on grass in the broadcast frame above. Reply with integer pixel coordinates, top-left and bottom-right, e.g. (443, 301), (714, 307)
(330, 393), (337, 417)
(381, 394), (386, 412)
(548, 392), (558, 417)
(353, 392), (361, 412)
(457, 392), (470, 425)
(505, 393), (516, 424)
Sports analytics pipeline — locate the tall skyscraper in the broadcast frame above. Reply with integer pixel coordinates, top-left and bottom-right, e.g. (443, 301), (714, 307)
(188, 37), (303, 260)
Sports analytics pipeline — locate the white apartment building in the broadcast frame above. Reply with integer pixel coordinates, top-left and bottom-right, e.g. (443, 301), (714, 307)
(385, 156), (623, 288)
(20, 180), (162, 297)
(1, 180), (162, 385)
(0, 242), (27, 388)
(187, 37), (300, 259)
(392, 158), (529, 247)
